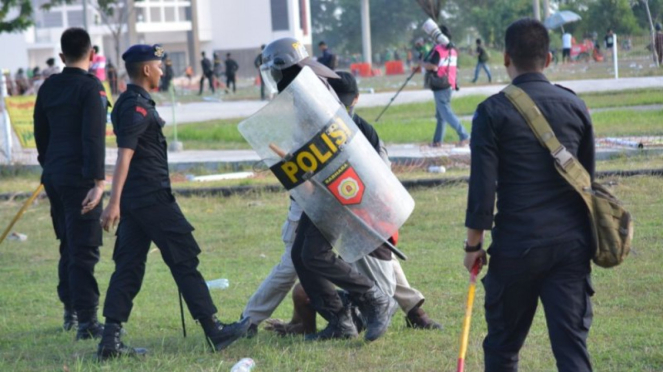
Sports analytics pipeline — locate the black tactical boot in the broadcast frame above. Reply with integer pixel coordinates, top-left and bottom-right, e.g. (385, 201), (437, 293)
(305, 305), (358, 341)
(76, 309), (104, 340)
(63, 307), (78, 331)
(351, 285), (398, 342)
(201, 316), (251, 351)
(97, 323), (147, 361)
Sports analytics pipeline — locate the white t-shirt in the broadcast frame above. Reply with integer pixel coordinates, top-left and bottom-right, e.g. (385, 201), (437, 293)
(562, 33), (572, 49)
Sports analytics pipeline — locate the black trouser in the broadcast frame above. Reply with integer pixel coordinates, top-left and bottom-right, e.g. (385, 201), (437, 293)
(259, 75), (265, 100)
(43, 174), (102, 319)
(102, 191), (217, 322)
(482, 239), (594, 372)
(226, 74), (236, 93)
(291, 213), (374, 318)
(199, 73), (215, 94)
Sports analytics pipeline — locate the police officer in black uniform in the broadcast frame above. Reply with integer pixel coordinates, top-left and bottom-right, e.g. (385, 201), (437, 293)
(96, 44), (249, 360)
(34, 27), (107, 340)
(260, 38), (397, 343)
(464, 19), (595, 372)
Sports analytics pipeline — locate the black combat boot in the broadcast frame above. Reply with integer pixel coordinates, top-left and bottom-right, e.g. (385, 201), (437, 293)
(97, 323), (147, 361)
(63, 306), (78, 331)
(76, 309), (104, 340)
(305, 305), (358, 341)
(351, 285), (398, 342)
(200, 316), (251, 351)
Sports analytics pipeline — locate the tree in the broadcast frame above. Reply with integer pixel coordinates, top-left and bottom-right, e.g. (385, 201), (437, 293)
(453, 0), (532, 47)
(43, 0), (138, 67)
(416, 0), (445, 22)
(310, 0), (428, 58)
(0, 0), (33, 33)
(582, 0), (640, 35)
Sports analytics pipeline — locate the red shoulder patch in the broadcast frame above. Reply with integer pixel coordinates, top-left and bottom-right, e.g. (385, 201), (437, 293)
(135, 106), (147, 117)
(99, 90), (107, 97)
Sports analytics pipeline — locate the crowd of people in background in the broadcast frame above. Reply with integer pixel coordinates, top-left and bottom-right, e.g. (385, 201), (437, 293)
(5, 24), (660, 101)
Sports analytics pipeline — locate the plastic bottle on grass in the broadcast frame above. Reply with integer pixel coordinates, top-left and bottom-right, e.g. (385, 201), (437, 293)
(230, 358), (255, 372)
(206, 278), (229, 290)
(427, 165), (446, 173)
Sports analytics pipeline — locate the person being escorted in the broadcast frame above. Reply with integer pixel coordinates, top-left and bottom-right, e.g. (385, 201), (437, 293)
(463, 18), (595, 372)
(424, 25), (469, 147)
(34, 27), (108, 340)
(242, 71), (442, 338)
(97, 44), (250, 360)
(471, 38), (492, 83)
(250, 38), (399, 343)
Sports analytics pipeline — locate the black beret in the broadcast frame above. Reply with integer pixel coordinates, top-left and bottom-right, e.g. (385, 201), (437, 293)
(122, 44), (165, 63)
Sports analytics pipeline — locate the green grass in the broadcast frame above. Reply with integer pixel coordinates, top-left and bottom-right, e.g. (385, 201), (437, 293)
(591, 109), (663, 137)
(161, 88), (663, 150)
(581, 88), (663, 110)
(1, 176), (663, 371)
(4, 153), (663, 196)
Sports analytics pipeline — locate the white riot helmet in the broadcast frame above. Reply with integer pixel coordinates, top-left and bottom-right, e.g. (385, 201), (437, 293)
(261, 37), (339, 92)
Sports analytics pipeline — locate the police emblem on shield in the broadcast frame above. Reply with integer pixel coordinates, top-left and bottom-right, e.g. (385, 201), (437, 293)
(324, 162), (365, 205)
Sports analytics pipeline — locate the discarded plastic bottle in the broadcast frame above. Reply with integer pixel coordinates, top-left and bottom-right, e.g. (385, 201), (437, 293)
(230, 358), (255, 372)
(427, 165), (446, 173)
(206, 278), (229, 290)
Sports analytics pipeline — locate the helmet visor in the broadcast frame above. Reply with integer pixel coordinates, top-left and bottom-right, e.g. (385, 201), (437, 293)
(260, 64), (281, 93)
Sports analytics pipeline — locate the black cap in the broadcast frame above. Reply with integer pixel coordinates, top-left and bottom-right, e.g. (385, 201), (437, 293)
(328, 71), (358, 107)
(122, 44), (164, 63)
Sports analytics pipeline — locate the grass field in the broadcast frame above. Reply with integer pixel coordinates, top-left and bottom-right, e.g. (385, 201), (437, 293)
(3, 153), (663, 196)
(161, 88), (663, 150)
(1, 175), (662, 371)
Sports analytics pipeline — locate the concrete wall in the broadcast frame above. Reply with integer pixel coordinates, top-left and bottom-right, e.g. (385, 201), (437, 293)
(0, 33), (30, 73)
(202, 0), (312, 78)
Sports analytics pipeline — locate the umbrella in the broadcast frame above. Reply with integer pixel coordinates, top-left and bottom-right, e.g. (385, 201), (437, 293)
(544, 10), (582, 30)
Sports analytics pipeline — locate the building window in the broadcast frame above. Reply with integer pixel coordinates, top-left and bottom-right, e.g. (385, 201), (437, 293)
(169, 51), (186, 76)
(42, 11), (64, 28)
(164, 6), (176, 22)
(67, 10), (84, 27)
(271, 0), (289, 31)
(150, 7), (162, 22)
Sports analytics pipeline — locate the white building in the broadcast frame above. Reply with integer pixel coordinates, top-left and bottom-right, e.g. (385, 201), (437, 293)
(0, 0), (312, 78)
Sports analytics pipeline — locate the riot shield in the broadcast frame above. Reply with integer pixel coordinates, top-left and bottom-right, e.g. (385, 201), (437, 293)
(238, 67), (415, 263)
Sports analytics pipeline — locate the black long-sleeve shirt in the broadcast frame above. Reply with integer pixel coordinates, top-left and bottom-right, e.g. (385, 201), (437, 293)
(34, 67), (108, 181)
(111, 84), (171, 199)
(465, 73), (595, 256)
(225, 59), (239, 76)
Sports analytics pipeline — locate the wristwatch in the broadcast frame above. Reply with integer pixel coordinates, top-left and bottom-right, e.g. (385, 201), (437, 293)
(464, 240), (482, 253)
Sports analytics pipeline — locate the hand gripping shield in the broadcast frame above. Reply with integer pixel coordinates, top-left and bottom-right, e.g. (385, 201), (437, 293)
(238, 67), (415, 262)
